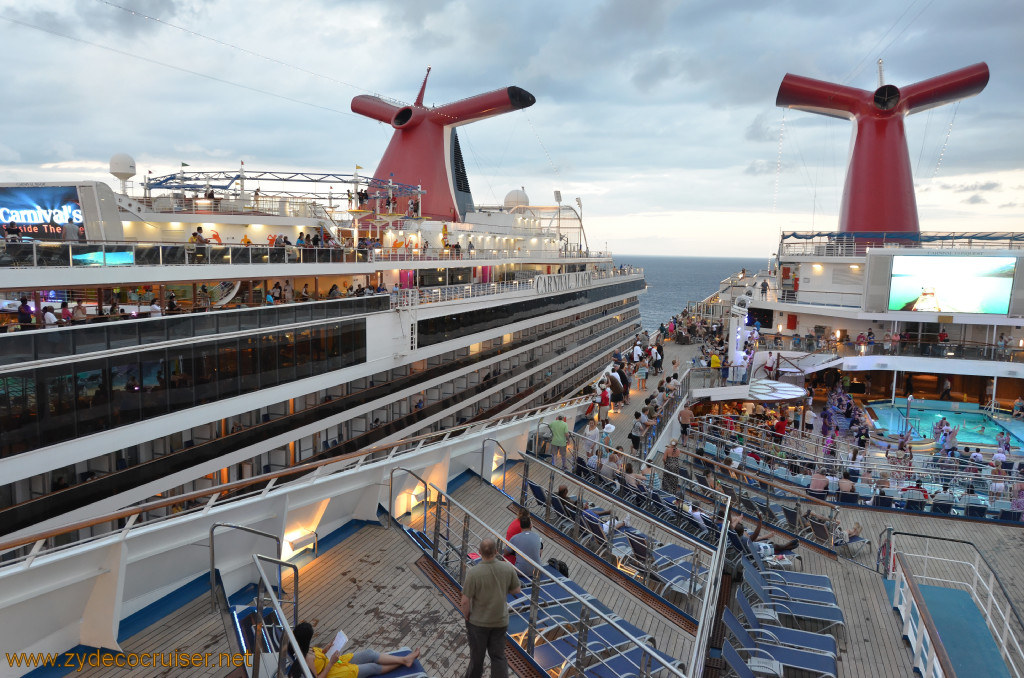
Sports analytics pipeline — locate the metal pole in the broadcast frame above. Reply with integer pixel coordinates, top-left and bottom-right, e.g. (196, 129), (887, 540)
(431, 495), (443, 561)
(458, 517), (471, 586)
(525, 567), (542, 654)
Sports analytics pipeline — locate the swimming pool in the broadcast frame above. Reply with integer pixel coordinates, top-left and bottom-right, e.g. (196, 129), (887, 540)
(869, 399), (1023, 448)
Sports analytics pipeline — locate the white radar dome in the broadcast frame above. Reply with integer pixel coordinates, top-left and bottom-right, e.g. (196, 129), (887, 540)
(503, 189), (529, 209)
(109, 153), (137, 181)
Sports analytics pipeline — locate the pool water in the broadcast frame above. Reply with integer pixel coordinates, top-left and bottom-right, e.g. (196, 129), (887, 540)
(870, 403), (1021, 447)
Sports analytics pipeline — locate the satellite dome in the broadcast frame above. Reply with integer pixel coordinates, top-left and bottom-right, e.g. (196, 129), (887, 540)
(109, 153), (137, 181)
(503, 188), (529, 209)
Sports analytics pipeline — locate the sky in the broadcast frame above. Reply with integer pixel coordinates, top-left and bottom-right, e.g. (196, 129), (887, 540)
(0, 0), (1022, 257)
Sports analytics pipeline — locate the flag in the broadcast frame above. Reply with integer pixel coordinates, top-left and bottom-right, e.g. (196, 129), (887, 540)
(148, 170), (152, 174)
(240, 160), (244, 166)
(355, 165), (364, 170)
(181, 162), (190, 167)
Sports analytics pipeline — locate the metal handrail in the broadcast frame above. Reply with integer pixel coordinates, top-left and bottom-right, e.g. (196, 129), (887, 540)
(0, 395), (591, 558)
(209, 523), (282, 613)
(251, 554), (313, 678)
(891, 552), (958, 677)
(414, 478), (688, 678)
(516, 449), (725, 677)
(387, 466), (433, 532)
(890, 530), (1024, 636)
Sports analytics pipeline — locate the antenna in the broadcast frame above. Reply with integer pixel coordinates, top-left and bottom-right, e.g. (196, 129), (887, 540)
(414, 66), (431, 107)
(877, 59), (885, 87)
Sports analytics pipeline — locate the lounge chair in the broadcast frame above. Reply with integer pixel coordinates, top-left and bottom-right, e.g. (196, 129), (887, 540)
(806, 516), (870, 558)
(740, 558), (837, 606)
(582, 643), (684, 678)
(741, 568), (846, 640)
(722, 639), (782, 678)
(723, 608), (838, 678)
(746, 551), (828, 590)
(735, 588), (837, 658)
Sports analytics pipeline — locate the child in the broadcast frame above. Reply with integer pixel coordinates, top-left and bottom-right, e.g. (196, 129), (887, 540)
(637, 359), (649, 391)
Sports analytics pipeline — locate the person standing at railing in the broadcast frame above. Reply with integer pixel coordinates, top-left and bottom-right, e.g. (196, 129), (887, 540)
(460, 538), (522, 678)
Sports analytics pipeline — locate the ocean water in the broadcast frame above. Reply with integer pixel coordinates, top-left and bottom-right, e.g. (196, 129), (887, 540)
(613, 255), (764, 331)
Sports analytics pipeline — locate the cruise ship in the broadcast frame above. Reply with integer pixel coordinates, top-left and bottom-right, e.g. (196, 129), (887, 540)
(0, 74), (644, 542)
(1, 64), (1021, 678)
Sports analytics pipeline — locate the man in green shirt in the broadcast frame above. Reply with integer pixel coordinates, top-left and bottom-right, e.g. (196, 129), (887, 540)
(459, 538), (522, 678)
(548, 415), (570, 469)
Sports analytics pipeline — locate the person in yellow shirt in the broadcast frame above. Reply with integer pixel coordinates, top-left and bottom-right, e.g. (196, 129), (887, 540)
(290, 622), (420, 677)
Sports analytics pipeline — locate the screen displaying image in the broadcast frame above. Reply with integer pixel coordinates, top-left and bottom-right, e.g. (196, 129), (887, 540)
(0, 185), (83, 240)
(888, 255), (1016, 314)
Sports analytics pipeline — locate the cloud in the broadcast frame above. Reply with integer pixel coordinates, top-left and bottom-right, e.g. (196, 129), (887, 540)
(948, 181), (1001, 192)
(999, 202), (1018, 209)
(0, 144), (20, 163)
(745, 113), (776, 142)
(963, 194), (987, 204)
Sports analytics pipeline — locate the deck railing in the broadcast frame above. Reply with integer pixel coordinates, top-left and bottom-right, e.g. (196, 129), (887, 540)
(0, 239), (611, 270)
(0, 396), (592, 565)
(886, 532), (1024, 678)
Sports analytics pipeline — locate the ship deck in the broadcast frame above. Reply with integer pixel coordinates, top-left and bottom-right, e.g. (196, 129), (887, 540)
(75, 335), (1024, 678)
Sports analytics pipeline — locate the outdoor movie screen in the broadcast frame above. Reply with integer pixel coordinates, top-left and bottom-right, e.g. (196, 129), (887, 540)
(888, 255), (1016, 314)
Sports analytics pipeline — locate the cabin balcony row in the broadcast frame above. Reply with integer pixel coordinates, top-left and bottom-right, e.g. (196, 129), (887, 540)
(0, 295), (640, 468)
(0, 313), (640, 538)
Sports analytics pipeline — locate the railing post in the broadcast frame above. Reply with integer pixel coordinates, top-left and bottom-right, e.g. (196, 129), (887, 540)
(431, 495), (443, 562)
(545, 471), (554, 524)
(572, 494), (584, 542)
(519, 461), (529, 507)
(458, 516), (471, 586)
(524, 567), (542, 654)
(574, 604), (591, 675)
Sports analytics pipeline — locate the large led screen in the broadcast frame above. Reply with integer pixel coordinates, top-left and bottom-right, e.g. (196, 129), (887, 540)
(0, 185), (83, 240)
(888, 255), (1016, 314)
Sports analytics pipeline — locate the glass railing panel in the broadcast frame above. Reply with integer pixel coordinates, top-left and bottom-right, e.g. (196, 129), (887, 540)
(259, 306), (280, 328)
(133, 244), (162, 266)
(35, 244), (70, 267)
(107, 321), (140, 349)
(193, 313), (217, 337)
(276, 306), (296, 326)
(228, 246), (250, 264)
(292, 303), (312, 324)
(217, 312), (240, 334)
(35, 329), (74, 360)
(0, 336), (35, 366)
(267, 247), (288, 264)
(160, 245), (187, 265)
(165, 315), (194, 341)
(103, 245), (135, 266)
(249, 245), (270, 263)
(139, 319), (168, 345)
(208, 245), (231, 264)
(73, 325), (109, 354)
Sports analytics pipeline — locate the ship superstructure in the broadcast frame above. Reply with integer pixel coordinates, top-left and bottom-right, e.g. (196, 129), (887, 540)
(0, 78), (644, 541)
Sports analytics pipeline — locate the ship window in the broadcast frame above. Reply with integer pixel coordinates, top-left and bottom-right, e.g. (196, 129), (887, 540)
(294, 328), (313, 380)
(140, 349), (170, 417)
(109, 354), (142, 425)
(38, 364), (75, 446)
(193, 341), (218, 405)
(167, 346), (196, 413)
(75, 359), (109, 435)
(238, 335), (259, 392)
(259, 332), (280, 387)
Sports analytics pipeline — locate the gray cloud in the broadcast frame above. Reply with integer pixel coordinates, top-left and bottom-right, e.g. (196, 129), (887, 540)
(963, 194), (987, 204)
(0, 0), (1020, 256)
(745, 113), (776, 142)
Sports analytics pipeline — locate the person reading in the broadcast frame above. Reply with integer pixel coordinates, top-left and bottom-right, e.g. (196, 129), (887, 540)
(289, 622), (420, 677)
